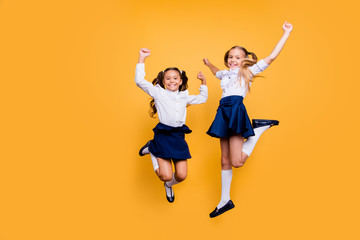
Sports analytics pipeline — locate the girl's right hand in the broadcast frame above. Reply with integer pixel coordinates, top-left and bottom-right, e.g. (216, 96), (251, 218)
(139, 48), (151, 58)
(203, 58), (210, 66)
(282, 21), (293, 33)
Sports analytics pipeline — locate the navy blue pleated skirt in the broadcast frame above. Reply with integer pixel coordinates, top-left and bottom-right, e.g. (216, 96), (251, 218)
(148, 123), (192, 161)
(207, 96), (255, 138)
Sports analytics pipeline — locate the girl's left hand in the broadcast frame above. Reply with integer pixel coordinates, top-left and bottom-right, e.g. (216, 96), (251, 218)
(282, 21), (293, 33)
(197, 71), (206, 83)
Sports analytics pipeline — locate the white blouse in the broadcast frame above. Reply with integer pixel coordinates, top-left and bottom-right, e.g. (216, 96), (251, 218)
(135, 63), (208, 127)
(215, 59), (269, 98)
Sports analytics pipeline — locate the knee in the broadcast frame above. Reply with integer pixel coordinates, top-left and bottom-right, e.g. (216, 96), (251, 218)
(159, 172), (173, 182)
(175, 171), (187, 182)
(232, 157), (247, 168)
(221, 155), (231, 169)
(232, 161), (244, 168)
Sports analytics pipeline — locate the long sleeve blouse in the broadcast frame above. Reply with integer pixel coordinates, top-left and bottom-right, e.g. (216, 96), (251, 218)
(135, 63), (208, 127)
(215, 59), (269, 98)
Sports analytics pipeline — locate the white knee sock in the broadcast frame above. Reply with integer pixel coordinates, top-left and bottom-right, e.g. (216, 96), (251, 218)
(217, 169), (233, 209)
(150, 153), (159, 172)
(242, 125), (270, 157)
(166, 173), (180, 187)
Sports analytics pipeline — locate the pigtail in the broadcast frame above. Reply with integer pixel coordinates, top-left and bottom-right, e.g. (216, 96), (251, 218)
(239, 50), (258, 92)
(179, 70), (188, 91)
(149, 99), (156, 118)
(149, 71), (164, 118)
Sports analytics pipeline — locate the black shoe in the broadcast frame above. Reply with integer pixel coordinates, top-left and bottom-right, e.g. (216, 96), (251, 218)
(252, 119), (279, 129)
(164, 183), (174, 203)
(139, 141), (151, 156)
(209, 200), (235, 218)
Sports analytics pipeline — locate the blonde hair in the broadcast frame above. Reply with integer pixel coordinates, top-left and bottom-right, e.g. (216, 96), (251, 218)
(224, 46), (258, 92)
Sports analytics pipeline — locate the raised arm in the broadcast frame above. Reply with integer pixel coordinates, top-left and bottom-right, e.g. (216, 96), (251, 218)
(263, 21), (293, 65)
(187, 71), (208, 105)
(135, 48), (157, 98)
(203, 58), (220, 76)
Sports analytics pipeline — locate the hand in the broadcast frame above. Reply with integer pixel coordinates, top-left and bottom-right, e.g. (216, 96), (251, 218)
(282, 21), (293, 33)
(197, 71), (206, 84)
(139, 48), (151, 58)
(203, 58), (210, 66)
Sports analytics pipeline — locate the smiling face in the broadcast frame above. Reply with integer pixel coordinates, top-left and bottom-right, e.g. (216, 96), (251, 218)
(163, 70), (183, 92)
(227, 48), (246, 69)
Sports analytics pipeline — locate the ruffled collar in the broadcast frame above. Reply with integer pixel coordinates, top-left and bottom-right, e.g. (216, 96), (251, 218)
(165, 88), (179, 94)
(228, 67), (240, 73)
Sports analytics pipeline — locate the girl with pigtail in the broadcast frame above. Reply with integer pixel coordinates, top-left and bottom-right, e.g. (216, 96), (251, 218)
(136, 48), (208, 203)
(203, 21), (293, 218)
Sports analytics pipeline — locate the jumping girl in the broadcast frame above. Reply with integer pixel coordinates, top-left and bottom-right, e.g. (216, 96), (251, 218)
(203, 21), (293, 217)
(136, 48), (208, 203)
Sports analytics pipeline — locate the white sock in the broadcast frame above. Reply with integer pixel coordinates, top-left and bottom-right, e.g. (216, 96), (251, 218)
(164, 182), (174, 198)
(242, 125), (270, 157)
(166, 173), (180, 187)
(217, 169), (233, 209)
(150, 153), (159, 172)
(141, 147), (150, 155)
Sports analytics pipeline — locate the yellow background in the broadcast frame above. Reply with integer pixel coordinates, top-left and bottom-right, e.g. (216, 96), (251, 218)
(1, 0), (359, 239)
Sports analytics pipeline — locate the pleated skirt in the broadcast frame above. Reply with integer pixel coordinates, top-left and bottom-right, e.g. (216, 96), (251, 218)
(148, 123), (192, 161)
(207, 96), (255, 139)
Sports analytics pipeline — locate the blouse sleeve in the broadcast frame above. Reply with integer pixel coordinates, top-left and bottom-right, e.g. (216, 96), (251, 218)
(187, 85), (208, 105)
(134, 63), (158, 98)
(215, 70), (227, 80)
(249, 59), (269, 76)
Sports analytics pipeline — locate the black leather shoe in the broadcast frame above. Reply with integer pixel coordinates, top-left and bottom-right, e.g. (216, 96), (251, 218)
(209, 200), (235, 218)
(139, 141), (151, 156)
(164, 183), (174, 203)
(252, 119), (279, 129)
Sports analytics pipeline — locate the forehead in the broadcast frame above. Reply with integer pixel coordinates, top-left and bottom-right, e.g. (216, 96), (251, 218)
(229, 48), (245, 56)
(164, 70), (181, 77)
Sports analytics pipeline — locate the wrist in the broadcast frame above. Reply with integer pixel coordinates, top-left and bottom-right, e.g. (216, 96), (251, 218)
(283, 31), (291, 36)
(138, 56), (146, 63)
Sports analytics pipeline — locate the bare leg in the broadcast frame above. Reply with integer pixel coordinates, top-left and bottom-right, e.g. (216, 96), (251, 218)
(173, 160), (187, 183)
(220, 137), (231, 170)
(155, 157), (173, 182)
(229, 134), (249, 168)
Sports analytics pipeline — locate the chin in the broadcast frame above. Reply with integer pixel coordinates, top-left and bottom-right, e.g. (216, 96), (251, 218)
(167, 87), (179, 91)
